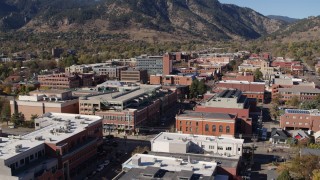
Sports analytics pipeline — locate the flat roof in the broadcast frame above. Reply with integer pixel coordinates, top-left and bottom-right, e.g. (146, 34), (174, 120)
(177, 111), (236, 120)
(217, 89), (242, 98)
(219, 80), (265, 85)
(278, 87), (320, 93)
(151, 132), (244, 145)
(86, 85), (161, 103)
(123, 153), (217, 177)
(30, 89), (71, 94)
(285, 109), (310, 114)
(149, 151), (240, 168)
(0, 113), (102, 160)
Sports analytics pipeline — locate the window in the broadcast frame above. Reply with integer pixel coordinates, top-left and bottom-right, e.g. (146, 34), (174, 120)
(30, 154), (34, 160)
(196, 122), (198, 126)
(226, 147), (232, 151)
(190, 127), (192, 132)
(226, 126), (230, 133)
(286, 122), (289, 124)
(196, 127), (198, 133)
(212, 125), (216, 132)
(205, 124), (209, 132)
(305, 123), (308, 125)
(20, 159), (24, 165)
(219, 125), (223, 132)
(209, 145), (214, 149)
(218, 146), (223, 150)
(186, 127), (188, 132)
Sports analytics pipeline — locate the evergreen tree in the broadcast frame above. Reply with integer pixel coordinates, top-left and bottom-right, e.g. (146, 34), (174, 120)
(197, 79), (207, 96)
(189, 79), (199, 99)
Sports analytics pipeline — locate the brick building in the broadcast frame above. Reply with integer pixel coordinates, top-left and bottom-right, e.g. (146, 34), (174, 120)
(10, 90), (79, 120)
(136, 54), (173, 75)
(38, 73), (81, 89)
(222, 72), (255, 82)
(176, 111), (237, 136)
(194, 90), (255, 135)
(278, 86), (320, 101)
(78, 85), (177, 132)
(214, 80), (265, 102)
(120, 69), (148, 84)
(280, 109), (320, 132)
(92, 65), (127, 80)
(0, 113), (102, 180)
(150, 74), (195, 86)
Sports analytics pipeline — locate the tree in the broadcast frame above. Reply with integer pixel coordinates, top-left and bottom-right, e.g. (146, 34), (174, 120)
(197, 79), (207, 96)
(277, 169), (291, 180)
(270, 105), (280, 120)
(286, 95), (300, 107)
(272, 94), (281, 106)
(254, 69), (263, 80)
(189, 79), (207, 99)
(313, 169), (320, 180)
(10, 112), (24, 126)
(289, 155), (320, 179)
(189, 79), (199, 99)
(1, 101), (11, 125)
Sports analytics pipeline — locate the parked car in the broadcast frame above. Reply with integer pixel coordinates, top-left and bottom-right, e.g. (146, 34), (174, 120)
(97, 165), (104, 172)
(102, 160), (110, 166)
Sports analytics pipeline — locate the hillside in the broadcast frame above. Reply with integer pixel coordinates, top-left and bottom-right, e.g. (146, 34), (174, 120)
(269, 16), (320, 42)
(0, 0), (284, 41)
(267, 15), (299, 24)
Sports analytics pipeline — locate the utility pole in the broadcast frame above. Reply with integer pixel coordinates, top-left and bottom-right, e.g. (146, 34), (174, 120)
(251, 134), (258, 166)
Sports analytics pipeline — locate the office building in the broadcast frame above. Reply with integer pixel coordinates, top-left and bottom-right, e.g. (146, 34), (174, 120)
(280, 109), (320, 132)
(120, 69), (148, 84)
(0, 113), (102, 180)
(10, 90), (79, 120)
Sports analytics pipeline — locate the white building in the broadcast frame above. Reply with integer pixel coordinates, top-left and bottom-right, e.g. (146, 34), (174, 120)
(150, 132), (244, 157)
(122, 153), (218, 178)
(0, 113), (102, 180)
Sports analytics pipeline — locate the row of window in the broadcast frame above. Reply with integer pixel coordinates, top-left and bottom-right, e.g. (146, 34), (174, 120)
(285, 122), (309, 126)
(10, 150), (45, 171)
(205, 124), (231, 133)
(208, 146), (232, 151)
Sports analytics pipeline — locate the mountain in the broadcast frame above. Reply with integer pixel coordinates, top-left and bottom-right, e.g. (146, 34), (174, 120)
(267, 15), (299, 24)
(269, 16), (320, 42)
(0, 0), (284, 41)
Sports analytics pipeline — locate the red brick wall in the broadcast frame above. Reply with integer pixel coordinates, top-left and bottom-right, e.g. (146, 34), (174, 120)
(222, 75), (255, 82)
(150, 76), (162, 85)
(176, 118), (236, 136)
(280, 113), (320, 132)
(163, 54), (172, 75)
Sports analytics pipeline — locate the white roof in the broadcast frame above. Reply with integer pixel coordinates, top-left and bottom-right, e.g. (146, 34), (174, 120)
(123, 153), (217, 176)
(87, 85), (161, 103)
(0, 113), (102, 160)
(151, 132), (244, 145)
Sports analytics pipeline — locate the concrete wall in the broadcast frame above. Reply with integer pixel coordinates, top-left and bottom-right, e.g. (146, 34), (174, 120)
(151, 141), (170, 152)
(169, 142), (187, 154)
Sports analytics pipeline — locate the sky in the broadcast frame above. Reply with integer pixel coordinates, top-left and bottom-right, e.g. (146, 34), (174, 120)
(219, 0), (320, 19)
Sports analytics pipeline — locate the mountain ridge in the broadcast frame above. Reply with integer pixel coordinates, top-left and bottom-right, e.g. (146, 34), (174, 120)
(0, 0), (285, 41)
(267, 15), (299, 24)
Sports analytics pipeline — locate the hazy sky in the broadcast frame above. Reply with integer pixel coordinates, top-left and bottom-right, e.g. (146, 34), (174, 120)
(219, 0), (320, 19)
